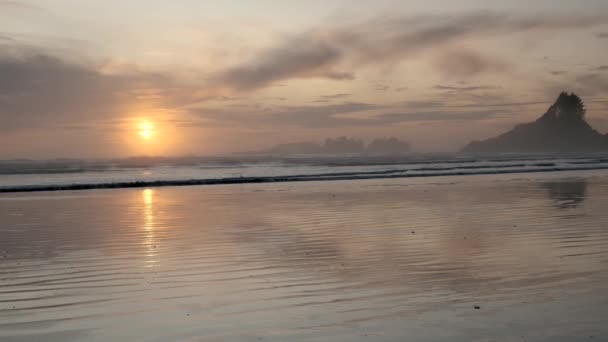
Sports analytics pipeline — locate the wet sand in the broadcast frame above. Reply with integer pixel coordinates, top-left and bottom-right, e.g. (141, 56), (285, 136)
(1, 171), (608, 341)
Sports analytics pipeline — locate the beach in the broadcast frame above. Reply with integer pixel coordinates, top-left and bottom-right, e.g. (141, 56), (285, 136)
(1, 170), (608, 341)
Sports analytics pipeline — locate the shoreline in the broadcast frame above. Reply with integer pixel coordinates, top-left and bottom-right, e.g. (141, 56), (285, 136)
(3, 164), (608, 193)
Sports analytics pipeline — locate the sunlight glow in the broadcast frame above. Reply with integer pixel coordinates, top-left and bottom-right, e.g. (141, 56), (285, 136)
(138, 122), (155, 140)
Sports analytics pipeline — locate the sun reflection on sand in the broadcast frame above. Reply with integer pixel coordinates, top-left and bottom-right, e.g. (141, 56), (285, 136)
(142, 188), (159, 267)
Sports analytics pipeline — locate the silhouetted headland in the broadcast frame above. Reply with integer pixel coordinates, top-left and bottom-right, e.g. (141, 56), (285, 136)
(463, 92), (608, 153)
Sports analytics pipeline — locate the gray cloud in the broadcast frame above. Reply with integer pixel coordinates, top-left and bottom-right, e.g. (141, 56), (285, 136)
(208, 95), (246, 102)
(213, 35), (351, 90)
(0, 1), (43, 11)
(597, 32), (608, 39)
(544, 72), (608, 98)
(0, 49), (560, 135)
(319, 93), (351, 99)
(598, 66), (608, 71)
(268, 102), (380, 127)
(576, 73), (608, 94)
(453, 100), (547, 108)
(312, 93), (351, 103)
(198, 102), (381, 128)
(0, 53), (195, 131)
(0, 54), (123, 130)
(377, 110), (504, 123)
(0, 51), (548, 130)
(434, 85), (498, 92)
(2, 11), (606, 134)
(372, 83), (390, 91)
(211, 12), (608, 90)
(433, 48), (509, 77)
(193, 99), (518, 129)
(551, 70), (568, 75)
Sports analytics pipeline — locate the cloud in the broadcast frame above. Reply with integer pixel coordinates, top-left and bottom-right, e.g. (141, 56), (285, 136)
(2, 11), (607, 134)
(0, 54), (120, 130)
(452, 100), (547, 108)
(0, 0), (43, 11)
(193, 98), (519, 129)
(598, 66), (608, 71)
(401, 100), (445, 109)
(0, 51), (526, 136)
(207, 95), (245, 102)
(0, 52), (196, 131)
(319, 93), (351, 99)
(372, 83), (390, 91)
(576, 73), (608, 94)
(377, 110), (503, 123)
(269, 102), (381, 127)
(0, 34), (14, 41)
(312, 93), (350, 103)
(597, 32), (608, 39)
(551, 70), (568, 75)
(197, 102), (381, 128)
(212, 35), (351, 90)
(433, 48), (509, 77)
(434, 85), (498, 92)
(210, 11), (608, 90)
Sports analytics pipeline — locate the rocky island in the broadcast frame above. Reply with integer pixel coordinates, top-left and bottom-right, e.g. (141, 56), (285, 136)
(463, 92), (608, 153)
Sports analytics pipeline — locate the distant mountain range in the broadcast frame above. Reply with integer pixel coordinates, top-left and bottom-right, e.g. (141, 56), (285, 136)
(263, 137), (411, 154)
(463, 92), (608, 153)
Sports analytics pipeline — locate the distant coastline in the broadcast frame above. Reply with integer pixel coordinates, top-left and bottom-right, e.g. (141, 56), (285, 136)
(253, 137), (411, 155)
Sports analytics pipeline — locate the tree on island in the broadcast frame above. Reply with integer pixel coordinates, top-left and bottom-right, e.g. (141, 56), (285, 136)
(538, 92), (586, 123)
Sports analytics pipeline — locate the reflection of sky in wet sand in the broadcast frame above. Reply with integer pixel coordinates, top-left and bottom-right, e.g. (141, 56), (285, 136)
(1, 172), (608, 341)
(542, 180), (587, 209)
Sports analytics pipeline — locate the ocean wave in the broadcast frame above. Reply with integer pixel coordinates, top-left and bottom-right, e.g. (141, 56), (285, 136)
(2, 164), (608, 193)
(2, 153), (608, 175)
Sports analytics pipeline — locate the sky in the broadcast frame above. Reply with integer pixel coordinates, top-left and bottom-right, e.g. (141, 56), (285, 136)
(1, 0), (608, 158)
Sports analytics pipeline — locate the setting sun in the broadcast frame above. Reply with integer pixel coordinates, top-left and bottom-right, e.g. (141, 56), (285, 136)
(127, 116), (178, 156)
(138, 122), (155, 140)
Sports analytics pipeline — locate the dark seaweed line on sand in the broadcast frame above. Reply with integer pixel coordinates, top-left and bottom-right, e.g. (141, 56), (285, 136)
(2, 165), (608, 193)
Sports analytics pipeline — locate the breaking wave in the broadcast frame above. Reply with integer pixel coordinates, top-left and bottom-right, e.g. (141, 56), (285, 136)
(2, 154), (608, 192)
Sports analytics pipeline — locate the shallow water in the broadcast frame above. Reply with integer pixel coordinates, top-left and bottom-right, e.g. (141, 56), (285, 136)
(1, 171), (608, 341)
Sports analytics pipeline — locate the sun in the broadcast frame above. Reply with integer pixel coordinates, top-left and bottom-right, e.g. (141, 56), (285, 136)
(138, 122), (155, 140)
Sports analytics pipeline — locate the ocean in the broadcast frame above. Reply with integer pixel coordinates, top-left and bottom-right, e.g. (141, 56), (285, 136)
(2, 153), (608, 192)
